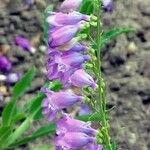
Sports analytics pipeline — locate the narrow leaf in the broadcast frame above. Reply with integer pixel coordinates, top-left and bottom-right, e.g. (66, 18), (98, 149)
(102, 27), (135, 46)
(2, 67), (36, 126)
(0, 126), (11, 149)
(2, 100), (18, 126)
(76, 112), (102, 122)
(12, 67), (36, 98)
(9, 123), (55, 148)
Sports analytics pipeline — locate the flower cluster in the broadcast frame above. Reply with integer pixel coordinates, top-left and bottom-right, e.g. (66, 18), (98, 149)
(42, 0), (102, 149)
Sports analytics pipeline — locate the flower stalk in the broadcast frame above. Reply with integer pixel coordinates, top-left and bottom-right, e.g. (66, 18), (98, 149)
(95, 0), (113, 149)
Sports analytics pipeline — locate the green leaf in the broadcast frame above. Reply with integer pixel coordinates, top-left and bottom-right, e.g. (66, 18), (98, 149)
(0, 126), (11, 149)
(80, 0), (94, 15)
(2, 67), (36, 126)
(76, 112), (103, 122)
(12, 113), (26, 124)
(28, 93), (45, 120)
(111, 140), (117, 150)
(2, 100), (18, 126)
(9, 123), (55, 148)
(13, 67), (36, 98)
(2, 118), (32, 149)
(101, 27), (135, 46)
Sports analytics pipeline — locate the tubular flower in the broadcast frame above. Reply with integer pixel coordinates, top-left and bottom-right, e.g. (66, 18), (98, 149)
(47, 11), (90, 27)
(49, 22), (86, 47)
(55, 132), (95, 149)
(42, 89), (83, 121)
(42, 0), (102, 149)
(70, 69), (97, 89)
(56, 114), (98, 136)
(46, 51), (90, 83)
(60, 0), (83, 12)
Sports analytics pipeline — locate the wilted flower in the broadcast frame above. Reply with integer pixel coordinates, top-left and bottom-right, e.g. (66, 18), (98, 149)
(56, 114), (97, 136)
(0, 56), (12, 73)
(60, 0), (83, 12)
(70, 69), (97, 89)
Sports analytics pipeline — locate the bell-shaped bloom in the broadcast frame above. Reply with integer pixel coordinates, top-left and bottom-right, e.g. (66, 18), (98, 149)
(70, 69), (97, 89)
(49, 22), (85, 47)
(46, 52), (90, 84)
(56, 114), (97, 136)
(55, 132), (95, 149)
(60, 0), (83, 12)
(47, 11), (90, 27)
(42, 89), (83, 121)
(0, 56), (12, 73)
(103, 0), (113, 12)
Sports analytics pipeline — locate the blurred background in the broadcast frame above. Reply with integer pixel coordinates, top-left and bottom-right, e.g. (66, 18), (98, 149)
(0, 0), (149, 150)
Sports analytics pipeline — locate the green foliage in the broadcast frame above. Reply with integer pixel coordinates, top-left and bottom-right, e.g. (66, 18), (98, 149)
(9, 123), (55, 148)
(2, 67), (36, 126)
(101, 27), (135, 46)
(76, 112), (103, 122)
(80, 0), (94, 15)
(0, 126), (11, 147)
(12, 67), (36, 99)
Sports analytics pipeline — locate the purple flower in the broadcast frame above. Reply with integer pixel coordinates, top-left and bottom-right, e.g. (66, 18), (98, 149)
(70, 69), (97, 89)
(6, 73), (21, 84)
(42, 89), (83, 121)
(55, 132), (94, 149)
(103, 0), (113, 12)
(79, 104), (92, 115)
(15, 36), (35, 53)
(0, 56), (12, 73)
(60, 0), (83, 13)
(47, 11), (90, 27)
(56, 114), (98, 135)
(49, 22), (85, 47)
(46, 52), (90, 83)
(84, 143), (103, 150)
(69, 43), (88, 52)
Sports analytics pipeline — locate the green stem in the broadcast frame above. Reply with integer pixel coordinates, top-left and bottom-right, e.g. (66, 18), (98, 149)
(95, 0), (113, 150)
